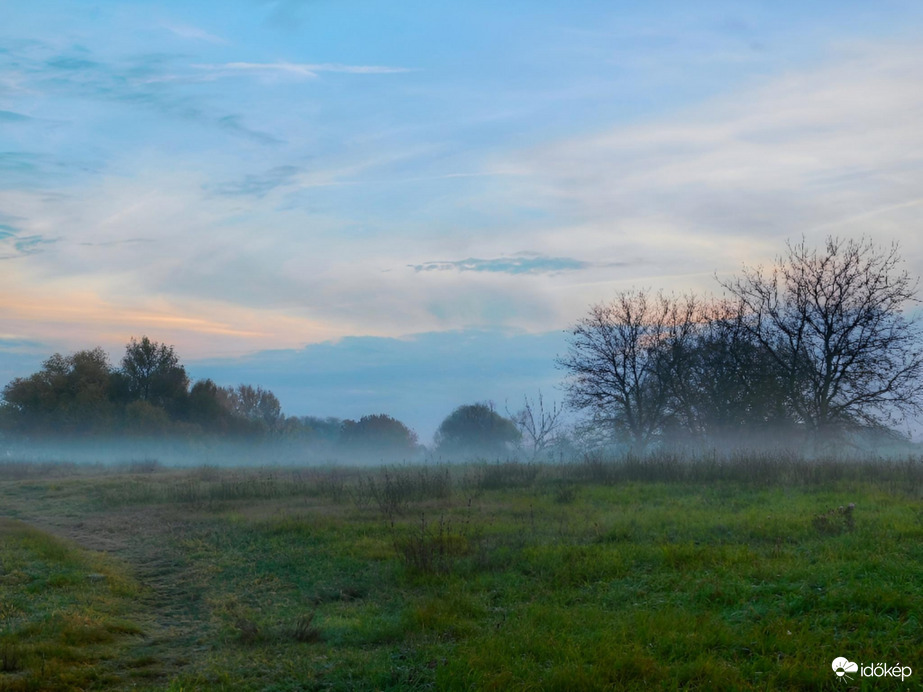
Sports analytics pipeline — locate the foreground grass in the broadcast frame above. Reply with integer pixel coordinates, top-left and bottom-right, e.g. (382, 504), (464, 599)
(0, 519), (145, 691)
(0, 455), (921, 690)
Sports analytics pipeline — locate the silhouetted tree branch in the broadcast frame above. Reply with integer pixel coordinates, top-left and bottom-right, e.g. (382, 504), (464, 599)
(720, 236), (923, 439)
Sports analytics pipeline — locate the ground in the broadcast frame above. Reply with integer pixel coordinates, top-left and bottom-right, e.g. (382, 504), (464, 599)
(0, 455), (920, 690)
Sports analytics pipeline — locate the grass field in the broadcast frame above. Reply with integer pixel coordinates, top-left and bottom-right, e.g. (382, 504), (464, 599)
(0, 454), (921, 690)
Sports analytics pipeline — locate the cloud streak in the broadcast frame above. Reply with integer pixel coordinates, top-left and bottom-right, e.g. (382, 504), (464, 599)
(161, 23), (228, 45)
(0, 224), (60, 260)
(0, 43), (282, 149)
(193, 61), (412, 79)
(0, 110), (34, 123)
(411, 253), (601, 275)
(211, 165), (301, 197)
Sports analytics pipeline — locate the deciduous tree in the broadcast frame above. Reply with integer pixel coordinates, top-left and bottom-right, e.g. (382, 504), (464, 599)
(120, 336), (189, 414)
(720, 236), (923, 440)
(434, 403), (520, 458)
(340, 414), (419, 458)
(557, 290), (697, 451)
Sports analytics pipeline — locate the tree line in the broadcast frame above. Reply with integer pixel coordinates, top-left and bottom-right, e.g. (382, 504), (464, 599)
(558, 236), (923, 452)
(0, 336), (529, 459)
(3, 235), (919, 459)
(0, 337), (289, 438)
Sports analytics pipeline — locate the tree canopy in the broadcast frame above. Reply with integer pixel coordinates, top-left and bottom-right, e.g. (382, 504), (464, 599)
(340, 414), (420, 458)
(434, 403), (521, 458)
(1, 348), (115, 435)
(119, 336), (189, 413)
(0, 336), (286, 439)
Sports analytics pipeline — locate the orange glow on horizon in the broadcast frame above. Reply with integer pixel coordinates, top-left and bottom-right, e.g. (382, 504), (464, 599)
(0, 282), (350, 358)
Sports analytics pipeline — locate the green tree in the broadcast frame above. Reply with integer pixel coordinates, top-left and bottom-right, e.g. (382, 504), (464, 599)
(340, 414), (419, 458)
(434, 403), (521, 458)
(1, 348), (114, 434)
(119, 336), (189, 414)
(218, 384), (283, 432)
(187, 379), (237, 433)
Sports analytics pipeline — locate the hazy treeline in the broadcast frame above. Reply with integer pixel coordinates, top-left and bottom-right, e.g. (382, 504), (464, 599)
(0, 336), (427, 460)
(560, 236), (923, 453)
(1, 336), (287, 438)
(3, 235), (921, 463)
(0, 338), (535, 462)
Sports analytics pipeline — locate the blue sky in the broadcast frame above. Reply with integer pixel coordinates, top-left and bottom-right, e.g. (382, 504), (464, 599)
(2, 1), (923, 440)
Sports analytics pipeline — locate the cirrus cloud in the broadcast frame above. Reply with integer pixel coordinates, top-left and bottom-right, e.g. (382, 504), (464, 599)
(191, 61), (413, 80)
(410, 253), (629, 275)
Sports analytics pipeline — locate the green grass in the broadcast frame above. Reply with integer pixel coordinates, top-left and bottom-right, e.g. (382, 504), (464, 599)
(0, 518), (145, 691)
(0, 456), (921, 689)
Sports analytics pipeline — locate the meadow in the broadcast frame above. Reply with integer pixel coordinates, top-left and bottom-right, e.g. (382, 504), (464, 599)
(0, 453), (921, 690)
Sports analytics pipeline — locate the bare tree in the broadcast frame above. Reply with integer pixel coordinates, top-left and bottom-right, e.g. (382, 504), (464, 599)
(720, 236), (923, 440)
(662, 299), (794, 447)
(557, 290), (699, 451)
(508, 391), (564, 460)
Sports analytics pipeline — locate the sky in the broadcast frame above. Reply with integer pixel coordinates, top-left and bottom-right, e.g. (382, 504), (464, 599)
(2, 1), (923, 440)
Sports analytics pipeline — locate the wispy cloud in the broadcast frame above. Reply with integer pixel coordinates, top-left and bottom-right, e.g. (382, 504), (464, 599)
(216, 115), (282, 145)
(411, 253), (604, 275)
(0, 149), (102, 190)
(193, 61), (412, 79)
(161, 23), (228, 45)
(508, 41), (923, 280)
(0, 335), (45, 351)
(0, 110), (34, 123)
(0, 228), (60, 260)
(0, 44), (282, 148)
(77, 238), (156, 248)
(212, 165), (301, 197)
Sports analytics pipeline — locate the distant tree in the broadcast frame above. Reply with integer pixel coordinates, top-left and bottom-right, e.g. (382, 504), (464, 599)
(434, 403), (521, 458)
(340, 414), (419, 458)
(187, 379), (236, 433)
(1, 348), (114, 434)
(218, 384), (283, 432)
(720, 236), (923, 441)
(122, 400), (173, 435)
(0, 339), (298, 441)
(120, 336), (189, 414)
(508, 392), (565, 460)
(291, 416), (344, 444)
